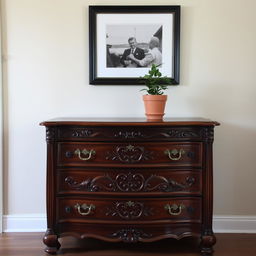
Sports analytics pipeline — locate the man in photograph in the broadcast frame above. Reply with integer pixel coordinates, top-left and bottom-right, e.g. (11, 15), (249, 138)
(127, 36), (162, 67)
(120, 37), (145, 67)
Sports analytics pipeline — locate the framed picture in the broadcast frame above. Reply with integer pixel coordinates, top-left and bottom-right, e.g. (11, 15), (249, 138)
(89, 5), (180, 85)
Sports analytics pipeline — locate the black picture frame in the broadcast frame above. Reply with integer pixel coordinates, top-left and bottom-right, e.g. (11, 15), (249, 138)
(89, 5), (180, 85)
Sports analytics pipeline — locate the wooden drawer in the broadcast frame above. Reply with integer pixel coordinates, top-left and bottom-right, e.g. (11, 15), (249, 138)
(57, 142), (202, 167)
(57, 197), (201, 223)
(57, 126), (204, 142)
(57, 169), (202, 196)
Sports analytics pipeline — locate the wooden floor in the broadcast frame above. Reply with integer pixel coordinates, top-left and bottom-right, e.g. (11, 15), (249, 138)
(0, 233), (255, 256)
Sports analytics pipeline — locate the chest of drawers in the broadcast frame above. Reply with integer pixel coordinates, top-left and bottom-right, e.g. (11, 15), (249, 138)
(41, 118), (219, 255)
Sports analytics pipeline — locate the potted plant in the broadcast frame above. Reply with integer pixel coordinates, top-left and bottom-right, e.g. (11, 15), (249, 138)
(141, 64), (173, 121)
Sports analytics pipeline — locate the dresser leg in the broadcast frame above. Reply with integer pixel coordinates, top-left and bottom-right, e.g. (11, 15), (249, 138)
(43, 228), (61, 254)
(200, 233), (216, 255)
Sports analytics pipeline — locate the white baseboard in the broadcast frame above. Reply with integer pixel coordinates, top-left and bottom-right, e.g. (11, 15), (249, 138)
(213, 215), (256, 233)
(2, 214), (256, 233)
(3, 214), (47, 232)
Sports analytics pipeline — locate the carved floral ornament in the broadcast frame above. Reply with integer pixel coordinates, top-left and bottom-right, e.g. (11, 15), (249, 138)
(46, 127), (55, 141)
(111, 228), (152, 242)
(106, 201), (154, 220)
(65, 172), (196, 193)
(106, 144), (154, 163)
(62, 128), (203, 139)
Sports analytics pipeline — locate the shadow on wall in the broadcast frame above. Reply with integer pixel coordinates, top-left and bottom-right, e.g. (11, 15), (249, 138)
(1, 0), (10, 216)
(213, 122), (256, 215)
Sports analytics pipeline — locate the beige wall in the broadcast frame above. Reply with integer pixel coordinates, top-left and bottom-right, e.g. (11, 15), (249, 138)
(2, 0), (256, 216)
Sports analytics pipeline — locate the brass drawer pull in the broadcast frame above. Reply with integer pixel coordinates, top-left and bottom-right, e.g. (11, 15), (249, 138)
(164, 204), (185, 216)
(74, 148), (96, 161)
(74, 203), (95, 216)
(164, 149), (185, 161)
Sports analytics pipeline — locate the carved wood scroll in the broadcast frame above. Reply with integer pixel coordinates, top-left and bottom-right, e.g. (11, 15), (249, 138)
(65, 173), (196, 193)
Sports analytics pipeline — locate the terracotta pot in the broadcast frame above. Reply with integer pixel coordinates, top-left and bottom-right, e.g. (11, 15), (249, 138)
(143, 95), (167, 121)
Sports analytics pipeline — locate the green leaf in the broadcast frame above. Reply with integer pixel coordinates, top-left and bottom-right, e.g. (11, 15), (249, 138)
(140, 64), (174, 95)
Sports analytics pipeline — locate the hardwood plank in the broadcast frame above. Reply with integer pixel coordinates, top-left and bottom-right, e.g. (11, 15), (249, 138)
(0, 233), (256, 256)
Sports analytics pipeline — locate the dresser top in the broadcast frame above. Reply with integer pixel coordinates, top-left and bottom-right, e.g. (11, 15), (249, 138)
(40, 117), (220, 127)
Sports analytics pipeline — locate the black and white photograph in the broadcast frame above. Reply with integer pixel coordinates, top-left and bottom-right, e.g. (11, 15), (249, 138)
(89, 6), (180, 85)
(106, 25), (162, 68)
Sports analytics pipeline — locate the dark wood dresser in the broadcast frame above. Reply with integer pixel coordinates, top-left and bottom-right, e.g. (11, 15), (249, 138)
(40, 118), (219, 255)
